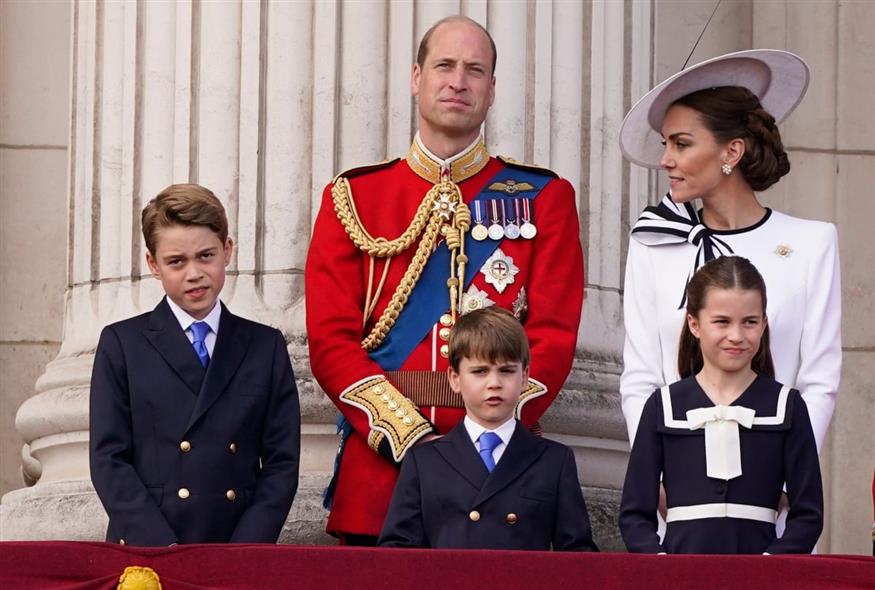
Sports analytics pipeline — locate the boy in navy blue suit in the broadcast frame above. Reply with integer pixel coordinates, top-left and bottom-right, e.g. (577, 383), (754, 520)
(89, 184), (300, 546)
(378, 307), (597, 551)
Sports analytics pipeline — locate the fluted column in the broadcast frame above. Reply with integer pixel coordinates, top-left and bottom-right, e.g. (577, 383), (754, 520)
(2, 0), (637, 549)
(750, 0), (875, 556)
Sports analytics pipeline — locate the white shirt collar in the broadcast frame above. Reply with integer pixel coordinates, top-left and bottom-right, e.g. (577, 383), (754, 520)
(464, 415), (517, 448)
(414, 131), (485, 173)
(166, 297), (222, 335)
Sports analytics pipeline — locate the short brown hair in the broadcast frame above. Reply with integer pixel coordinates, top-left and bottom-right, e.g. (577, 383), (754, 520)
(416, 15), (497, 75)
(141, 184), (229, 255)
(448, 307), (530, 371)
(678, 256), (774, 379)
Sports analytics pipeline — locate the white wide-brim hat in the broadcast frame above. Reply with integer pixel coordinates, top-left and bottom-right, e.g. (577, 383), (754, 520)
(619, 49), (810, 169)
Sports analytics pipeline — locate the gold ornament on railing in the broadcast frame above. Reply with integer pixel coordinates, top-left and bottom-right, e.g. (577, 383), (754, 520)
(118, 566), (162, 590)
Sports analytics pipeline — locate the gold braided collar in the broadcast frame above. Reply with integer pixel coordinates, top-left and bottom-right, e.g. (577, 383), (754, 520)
(406, 134), (490, 184)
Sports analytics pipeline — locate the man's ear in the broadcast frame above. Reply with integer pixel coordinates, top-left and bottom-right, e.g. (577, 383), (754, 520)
(411, 63), (422, 98)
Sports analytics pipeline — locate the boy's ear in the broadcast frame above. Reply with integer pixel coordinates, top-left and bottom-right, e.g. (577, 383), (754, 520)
(223, 237), (234, 266)
(145, 250), (161, 278)
(687, 313), (700, 338)
(447, 366), (461, 393)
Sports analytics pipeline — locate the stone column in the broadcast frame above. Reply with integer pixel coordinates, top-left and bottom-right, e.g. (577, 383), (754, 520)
(751, 0), (875, 555)
(2, 0), (635, 549)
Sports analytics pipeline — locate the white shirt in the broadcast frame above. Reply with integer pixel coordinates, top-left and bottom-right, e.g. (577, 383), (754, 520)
(464, 415), (517, 466)
(166, 297), (222, 357)
(621, 209), (841, 453)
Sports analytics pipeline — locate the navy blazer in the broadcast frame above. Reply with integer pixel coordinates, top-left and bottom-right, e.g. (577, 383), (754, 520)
(89, 298), (300, 546)
(378, 420), (598, 551)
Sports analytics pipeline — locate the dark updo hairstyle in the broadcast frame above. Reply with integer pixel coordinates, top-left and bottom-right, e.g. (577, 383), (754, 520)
(673, 86), (790, 191)
(678, 256), (774, 379)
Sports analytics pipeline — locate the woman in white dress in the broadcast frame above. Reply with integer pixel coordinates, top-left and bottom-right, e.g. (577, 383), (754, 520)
(619, 50), (841, 457)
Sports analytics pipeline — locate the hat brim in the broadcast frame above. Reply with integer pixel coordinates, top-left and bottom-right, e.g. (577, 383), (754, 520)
(619, 49), (810, 169)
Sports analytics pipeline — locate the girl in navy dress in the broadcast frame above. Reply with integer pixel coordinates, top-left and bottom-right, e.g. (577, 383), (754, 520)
(619, 256), (823, 554)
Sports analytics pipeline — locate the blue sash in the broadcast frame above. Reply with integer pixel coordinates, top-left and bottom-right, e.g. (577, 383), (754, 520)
(368, 167), (552, 370)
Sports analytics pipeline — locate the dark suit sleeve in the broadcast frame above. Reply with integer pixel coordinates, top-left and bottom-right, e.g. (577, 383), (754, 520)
(618, 391), (664, 553)
(89, 326), (179, 546)
(766, 391), (824, 554)
(231, 328), (301, 543)
(377, 449), (428, 548)
(552, 445), (599, 551)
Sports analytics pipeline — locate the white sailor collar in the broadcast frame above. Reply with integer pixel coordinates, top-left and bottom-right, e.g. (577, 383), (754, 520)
(656, 375), (795, 435)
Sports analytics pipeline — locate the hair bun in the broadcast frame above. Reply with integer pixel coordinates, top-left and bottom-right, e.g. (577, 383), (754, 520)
(739, 107), (790, 191)
(673, 87), (791, 192)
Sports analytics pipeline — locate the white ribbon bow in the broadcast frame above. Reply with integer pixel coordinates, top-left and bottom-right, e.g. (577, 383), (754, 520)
(686, 405), (756, 481)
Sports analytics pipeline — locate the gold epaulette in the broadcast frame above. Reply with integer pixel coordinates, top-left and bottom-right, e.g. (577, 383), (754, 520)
(515, 378), (549, 418)
(497, 155), (559, 178)
(332, 158), (401, 184)
(340, 376), (432, 462)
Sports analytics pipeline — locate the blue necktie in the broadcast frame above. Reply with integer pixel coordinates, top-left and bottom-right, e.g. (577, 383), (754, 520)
(478, 432), (502, 473)
(190, 321), (211, 368)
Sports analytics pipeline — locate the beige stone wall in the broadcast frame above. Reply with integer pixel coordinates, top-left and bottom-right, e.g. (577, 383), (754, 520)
(0, 0), (70, 497)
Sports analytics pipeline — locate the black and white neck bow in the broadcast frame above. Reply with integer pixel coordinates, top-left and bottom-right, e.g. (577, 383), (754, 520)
(631, 193), (734, 309)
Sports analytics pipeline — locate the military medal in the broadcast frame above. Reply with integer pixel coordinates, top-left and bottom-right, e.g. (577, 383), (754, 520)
(512, 286), (528, 320)
(471, 200), (489, 241)
(505, 198), (521, 239)
(480, 248), (519, 294)
(461, 285), (495, 314)
(520, 197), (537, 239)
(487, 199), (505, 241)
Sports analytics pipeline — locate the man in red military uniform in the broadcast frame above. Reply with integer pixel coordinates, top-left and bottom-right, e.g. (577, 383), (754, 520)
(305, 15), (584, 543)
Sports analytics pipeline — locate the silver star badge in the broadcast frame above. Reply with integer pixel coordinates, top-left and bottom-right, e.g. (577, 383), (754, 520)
(480, 248), (519, 294)
(461, 285), (496, 314)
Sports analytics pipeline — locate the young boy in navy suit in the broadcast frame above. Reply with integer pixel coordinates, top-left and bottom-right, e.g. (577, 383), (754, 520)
(89, 184), (300, 546)
(377, 307), (598, 551)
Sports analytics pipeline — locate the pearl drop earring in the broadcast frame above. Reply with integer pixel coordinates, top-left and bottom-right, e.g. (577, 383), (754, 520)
(722, 164), (732, 175)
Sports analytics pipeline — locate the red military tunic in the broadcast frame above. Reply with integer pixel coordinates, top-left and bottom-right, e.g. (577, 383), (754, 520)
(305, 135), (584, 537)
